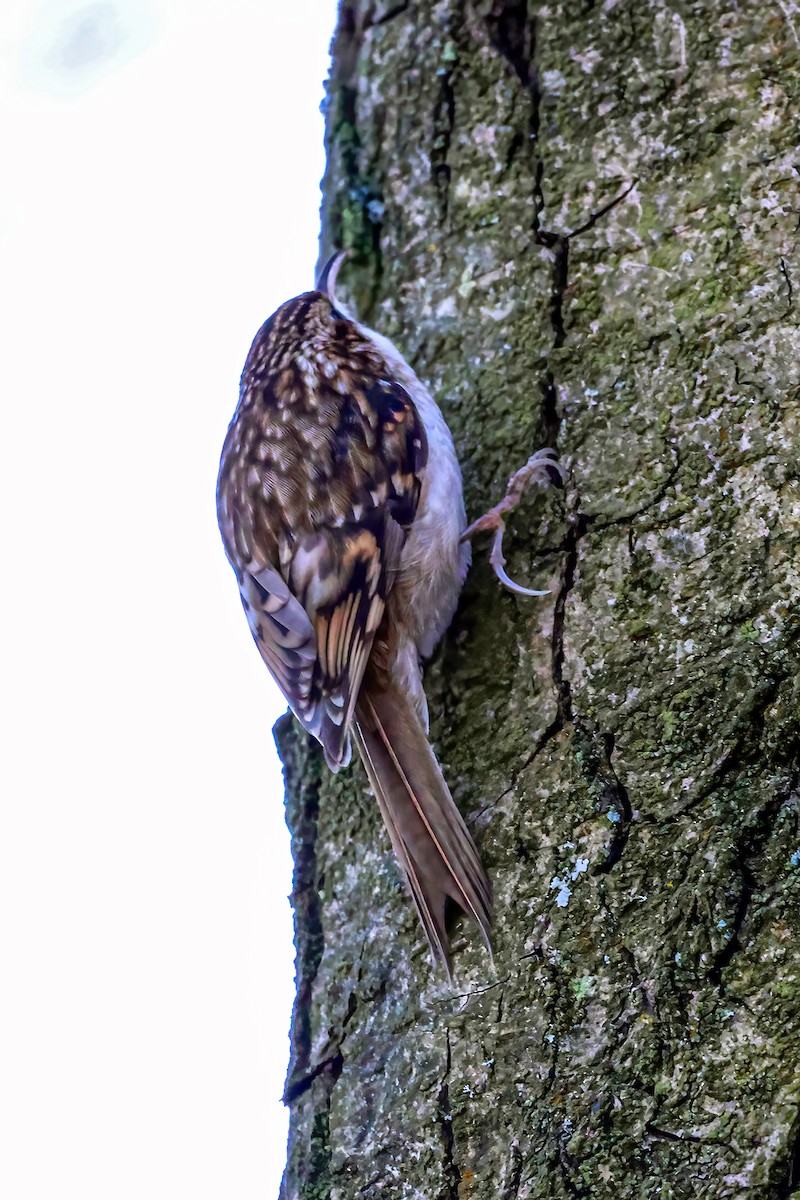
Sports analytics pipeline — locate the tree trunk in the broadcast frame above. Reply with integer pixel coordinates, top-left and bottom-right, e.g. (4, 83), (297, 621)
(277, 2), (800, 1196)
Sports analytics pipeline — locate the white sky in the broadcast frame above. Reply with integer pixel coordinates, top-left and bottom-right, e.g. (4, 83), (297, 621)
(1, 1), (335, 1195)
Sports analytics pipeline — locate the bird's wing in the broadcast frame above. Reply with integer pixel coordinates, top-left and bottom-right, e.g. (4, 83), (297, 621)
(283, 510), (404, 768)
(238, 510), (404, 770)
(237, 563), (319, 736)
(218, 298), (427, 769)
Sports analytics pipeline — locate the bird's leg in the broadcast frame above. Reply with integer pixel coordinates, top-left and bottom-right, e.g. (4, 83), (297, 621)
(461, 449), (564, 597)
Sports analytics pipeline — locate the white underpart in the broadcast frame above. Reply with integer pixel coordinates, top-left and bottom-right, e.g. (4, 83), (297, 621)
(357, 321), (471, 724)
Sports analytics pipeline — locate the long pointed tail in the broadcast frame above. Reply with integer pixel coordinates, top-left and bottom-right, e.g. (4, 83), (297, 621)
(354, 682), (492, 976)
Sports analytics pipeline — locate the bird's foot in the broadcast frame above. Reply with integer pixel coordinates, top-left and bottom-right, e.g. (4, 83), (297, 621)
(461, 449), (563, 596)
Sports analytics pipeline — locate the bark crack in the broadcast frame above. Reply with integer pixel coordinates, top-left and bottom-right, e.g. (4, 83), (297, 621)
(495, 505), (637, 873)
(283, 986), (358, 1103)
(430, 2), (464, 223)
(709, 768), (799, 987)
(550, 520), (578, 726)
(282, 1049), (345, 1106)
(590, 729), (634, 874)
(502, 1141), (523, 1199)
(435, 974), (510, 1007)
(645, 1122), (732, 1149)
(664, 658), (800, 821)
(533, 180), (637, 390)
(780, 253), (794, 315)
(437, 1029), (461, 1200)
(486, 0), (545, 228)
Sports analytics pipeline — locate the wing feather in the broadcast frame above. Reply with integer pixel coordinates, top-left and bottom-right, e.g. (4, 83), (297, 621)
(217, 292), (430, 770)
(287, 515), (391, 769)
(239, 565), (320, 734)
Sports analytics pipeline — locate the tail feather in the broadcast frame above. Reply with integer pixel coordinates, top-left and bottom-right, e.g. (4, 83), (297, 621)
(354, 683), (492, 976)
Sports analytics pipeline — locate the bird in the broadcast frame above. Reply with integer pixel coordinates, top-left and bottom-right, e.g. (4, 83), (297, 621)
(217, 252), (561, 977)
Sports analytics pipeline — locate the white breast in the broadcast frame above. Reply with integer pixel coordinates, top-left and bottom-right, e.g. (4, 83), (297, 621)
(357, 322), (471, 659)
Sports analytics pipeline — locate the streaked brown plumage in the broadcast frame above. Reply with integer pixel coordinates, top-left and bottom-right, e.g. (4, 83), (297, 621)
(217, 255), (491, 976)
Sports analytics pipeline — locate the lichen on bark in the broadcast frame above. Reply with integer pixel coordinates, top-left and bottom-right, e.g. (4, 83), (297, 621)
(278, 2), (800, 1197)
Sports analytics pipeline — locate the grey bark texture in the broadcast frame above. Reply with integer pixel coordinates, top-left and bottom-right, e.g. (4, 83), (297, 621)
(276, 2), (800, 1197)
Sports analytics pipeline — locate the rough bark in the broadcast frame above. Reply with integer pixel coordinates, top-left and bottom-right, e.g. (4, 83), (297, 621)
(277, 2), (800, 1197)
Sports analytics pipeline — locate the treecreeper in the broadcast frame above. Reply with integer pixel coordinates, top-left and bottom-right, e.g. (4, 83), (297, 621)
(217, 253), (560, 979)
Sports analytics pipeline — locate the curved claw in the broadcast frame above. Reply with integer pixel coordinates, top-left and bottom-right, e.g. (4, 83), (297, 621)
(493, 560), (552, 597)
(490, 526), (552, 598)
(517, 449), (564, 490)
